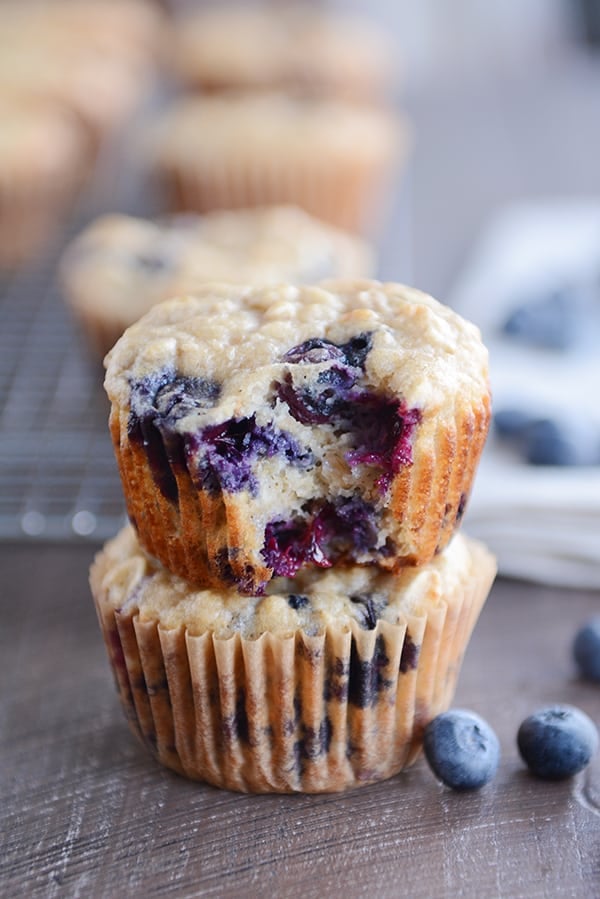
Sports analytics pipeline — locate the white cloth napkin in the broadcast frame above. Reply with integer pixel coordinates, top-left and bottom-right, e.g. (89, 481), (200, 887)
(448, 200), (600, 590)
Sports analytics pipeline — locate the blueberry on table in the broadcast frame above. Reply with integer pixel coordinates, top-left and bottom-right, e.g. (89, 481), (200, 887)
(501, 287), (580, 350)
(493, 408), (537, 439)
(517, 705), (599, 780)
(423, 709), (500, 790)
(523, 418), (600, 466)
(573, 619), (600, 682)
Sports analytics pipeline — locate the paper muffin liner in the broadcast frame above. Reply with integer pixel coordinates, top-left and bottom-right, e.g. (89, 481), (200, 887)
(91, 535), (495, 793)
(160, 149), (394, 236)
(109, 391), (491, 593)
(0, 171), (82, 269)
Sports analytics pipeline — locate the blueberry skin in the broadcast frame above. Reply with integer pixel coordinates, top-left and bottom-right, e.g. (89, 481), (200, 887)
(502, 288), (580, 350)
(573, 619), (600, 682)
(423, 709), (500, 791)
(517, 705), (599, 780)
(493, 408), (537, 439)
(523, 418), (600, 467)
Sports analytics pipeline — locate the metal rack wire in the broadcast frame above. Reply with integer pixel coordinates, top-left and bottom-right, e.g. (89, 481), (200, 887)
(0, 249), (127, 541)
(0, 113), (412, 544)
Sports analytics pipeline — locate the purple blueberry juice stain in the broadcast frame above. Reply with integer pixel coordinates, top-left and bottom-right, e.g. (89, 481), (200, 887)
(294, 717), (333, 771)
(350, 593), (386, 630)
(276, 333), (421, 493)
(347, 634), (392, 709)
(190, 416), (313, 496)
(261, 496), (379, 578)
(128, 371), (221, 501)
(399, 631), (419, 673)
(129, 371), (312, 502)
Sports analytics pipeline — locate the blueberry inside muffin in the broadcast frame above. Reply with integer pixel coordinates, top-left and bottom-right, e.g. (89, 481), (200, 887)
(105, 280), (491, 593)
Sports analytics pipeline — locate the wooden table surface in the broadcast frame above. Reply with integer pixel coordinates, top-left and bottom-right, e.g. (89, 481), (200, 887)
(3, 40), (600, 899)
(3, 545), (600, 898)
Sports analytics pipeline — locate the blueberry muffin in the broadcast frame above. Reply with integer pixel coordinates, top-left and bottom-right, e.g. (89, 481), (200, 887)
(59, 207), (375, 357)
(90, 524), (496, 792)
(104, 281), (491, 593)
(0, 96), (89, 268)
(149, 92), (406, 234)
(0, 0), (161, 142)
(169, 3), (395, 102)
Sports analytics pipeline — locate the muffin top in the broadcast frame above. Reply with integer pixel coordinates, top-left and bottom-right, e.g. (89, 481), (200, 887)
(93, 525), (494, 639)
(151, 92), (404, 166)
(60, 207), (374, 322)
(169, 3), (395, 100)
(104, 280), (489, 420)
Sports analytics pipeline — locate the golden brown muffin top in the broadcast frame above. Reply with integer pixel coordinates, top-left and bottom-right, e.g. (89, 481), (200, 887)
(105, 280), (490, 421)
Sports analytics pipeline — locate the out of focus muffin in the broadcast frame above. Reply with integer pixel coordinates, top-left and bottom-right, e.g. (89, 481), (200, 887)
(169, 3), (395, 102)
(0, 0), (162, 142)
(0, 96), (89, 268)
(149, 92), (407, 235)
(60, 206), (375, 357)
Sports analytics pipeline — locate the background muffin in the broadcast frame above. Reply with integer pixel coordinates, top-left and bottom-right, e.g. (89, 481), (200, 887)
(0, 0), (162, 143)
(104, 281), (491, 593)
(168, 3), (395, 103)
(90, 524), (496, 793)
(59, 207), (375, 358)
(0, 96), (89, 268)
(148, 92), (407, 235)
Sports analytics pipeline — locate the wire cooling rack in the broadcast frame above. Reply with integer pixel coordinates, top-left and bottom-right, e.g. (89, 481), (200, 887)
(0, 129), (157, 542)
(0, 252), (127, 541)
(0, 124), (412, 544)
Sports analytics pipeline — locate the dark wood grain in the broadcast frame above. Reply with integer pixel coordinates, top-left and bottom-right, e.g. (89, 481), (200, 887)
(2, 543), (600, 899)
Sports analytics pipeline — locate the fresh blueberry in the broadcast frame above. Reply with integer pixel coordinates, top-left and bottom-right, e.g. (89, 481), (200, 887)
(423, 709), (500, 791)
(493, 408), (537, 439)
(517, 705), (599, 779)
(573, 619), (600, 682)
(523, 418), (600, 466)
(502, 288), (581, 350)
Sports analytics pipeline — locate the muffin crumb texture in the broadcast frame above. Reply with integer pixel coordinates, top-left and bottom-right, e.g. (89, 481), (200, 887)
(104, 281), (491, 593)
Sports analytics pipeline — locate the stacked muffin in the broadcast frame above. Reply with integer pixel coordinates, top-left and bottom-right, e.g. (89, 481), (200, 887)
(90, 279), (496, 793)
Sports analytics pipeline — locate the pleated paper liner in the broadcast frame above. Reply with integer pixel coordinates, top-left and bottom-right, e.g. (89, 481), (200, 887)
(91, 533), (496, 793)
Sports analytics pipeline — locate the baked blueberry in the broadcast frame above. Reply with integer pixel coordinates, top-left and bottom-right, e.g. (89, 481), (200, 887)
(573, 619), (600, 682)
(423, 709), (500, 790)
(517, 705), (598, 779)
(283, 332), (373, 369)
(287, 594), (310, 610)
(350, 593), (385, 630)
(194, 417), (313, 494)
(262, 496), (380, 578)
